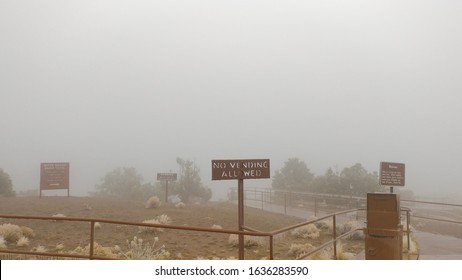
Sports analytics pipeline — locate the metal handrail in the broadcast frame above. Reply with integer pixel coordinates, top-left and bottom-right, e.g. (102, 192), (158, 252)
(0, 209), (365, 260)
(0, 206), (427, 260)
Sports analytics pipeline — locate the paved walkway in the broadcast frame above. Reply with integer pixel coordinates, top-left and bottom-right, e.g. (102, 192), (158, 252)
(413, 231), (462, 260)
(243, 199), (462, 260)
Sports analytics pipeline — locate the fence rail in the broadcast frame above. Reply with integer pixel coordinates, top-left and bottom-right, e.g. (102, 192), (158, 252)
(1, 208), (367, 260)
(3, 190), (461, 260)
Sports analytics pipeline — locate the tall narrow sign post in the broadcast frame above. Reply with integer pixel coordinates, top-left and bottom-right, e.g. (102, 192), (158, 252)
(212, 159), (270, 260)
(157, 173), (177, 203)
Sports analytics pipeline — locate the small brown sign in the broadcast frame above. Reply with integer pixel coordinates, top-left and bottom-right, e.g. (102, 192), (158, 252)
(380, 162), (405, 186)
(40, 162), (70, 190)
(157, 173), (177, 181)
(212, 159), (270, 180)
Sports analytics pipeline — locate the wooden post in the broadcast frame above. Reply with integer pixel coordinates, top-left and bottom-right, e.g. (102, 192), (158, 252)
(90, 221), (95, 260)
(238, 178), (244, 260)
(165, 181), (169, 203)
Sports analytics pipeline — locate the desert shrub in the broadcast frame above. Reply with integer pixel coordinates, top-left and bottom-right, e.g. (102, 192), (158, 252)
(196, 256), (237, 260)
(145, 196), (162, 209)
(288, 243), (314, 258)
(70, 242), (118, 258)
(0, 223), (24, 242)
(228, 234), (264, 248)
(51, 214), (66, 222)
(315, 220), (333, 233)
(336, 242), (356, 260)
(175, 202), (186, 209)
(33, 245), (47, 253)
(123, 236), (170, 260)
(291, 224), (320, 239)
(20, 226), (35, 238)
(56, 243), (65, 251)
(337, 221), (364, 240)
(0, 236), (7, 248)
(94, 222), (102, 230)
(16, 237), (30, 247)
(211, 224), (223, 230)
(139, 215), (172, 233)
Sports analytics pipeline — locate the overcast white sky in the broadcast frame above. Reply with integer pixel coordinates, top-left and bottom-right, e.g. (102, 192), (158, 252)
(1, 1), (461, 199)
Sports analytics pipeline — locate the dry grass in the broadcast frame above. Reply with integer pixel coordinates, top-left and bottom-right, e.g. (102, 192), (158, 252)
(288, 243), (314, 258)
(175, 202), (186, 209)
(291, 224), (320, 239)
(338, 221), (364, 240)
(228, 234), (265, 248)
(20, 226), (35, 238)
(33, 245), (47, 253)
(16, 236), (30, 247)
(211, 224), (223, 230)
(70, 242), (118, 258)
(123, 236), (170, 260)
(0, 236), (7, 249)
(139, 214), (172, 233)
(0, 197), (368, 260)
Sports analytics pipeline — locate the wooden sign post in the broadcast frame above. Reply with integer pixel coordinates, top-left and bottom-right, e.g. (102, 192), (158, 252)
(212, 159), (270, 260)
(157, 173), (177, 203)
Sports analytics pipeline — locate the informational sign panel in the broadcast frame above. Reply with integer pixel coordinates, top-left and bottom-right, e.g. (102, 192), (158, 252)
(40, 162), (70, 190)
(380, 162), (405, 187)
(157, 173), (177, 181)
(212, 159), (270, 180)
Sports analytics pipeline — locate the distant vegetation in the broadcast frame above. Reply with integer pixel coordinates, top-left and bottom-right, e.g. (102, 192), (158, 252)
(272, 158), (384, 197)
(93, 157), (212, 203)
(0, 169), (15, 197)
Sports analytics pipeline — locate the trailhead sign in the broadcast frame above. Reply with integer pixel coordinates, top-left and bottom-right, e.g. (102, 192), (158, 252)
(40, 162), (70, 190)
(157, 173), (177, 181)
(157, 172), (177, 203)
(211, 159), (270, 180)
(40, 162), (70, 197)
(380, 162), (405, 187)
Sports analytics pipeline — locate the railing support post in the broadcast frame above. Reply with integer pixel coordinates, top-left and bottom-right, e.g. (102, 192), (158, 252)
(407, 209), (411, 252)
(269, 235), (274, 260)
(90, 221), (95, 260)
(333, 215), (337, 260)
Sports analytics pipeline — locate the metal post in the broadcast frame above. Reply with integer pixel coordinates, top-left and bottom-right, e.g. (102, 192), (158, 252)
(269, 235), (274, 260)
(406, 210), (411, 252)
(238, 178), (244, 260)
(333, 215), (337, 260)
(90, 221), (95, 260)
(314, 197), (318, 217)
(261, 191), (264, 210)
(165, 181), (169, 203)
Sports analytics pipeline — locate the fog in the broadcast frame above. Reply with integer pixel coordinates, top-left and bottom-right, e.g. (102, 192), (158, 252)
(1, 1), (461, 200)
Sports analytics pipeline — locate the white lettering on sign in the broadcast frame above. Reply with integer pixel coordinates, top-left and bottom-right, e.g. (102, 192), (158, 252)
(212, 159), (270, 180)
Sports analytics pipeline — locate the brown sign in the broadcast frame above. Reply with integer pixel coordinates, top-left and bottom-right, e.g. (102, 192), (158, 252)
(380, 162), (405, 186)
(157, 173), (177, 181)
(212, 159), (270, 180)
(40, 162), (70, 190)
